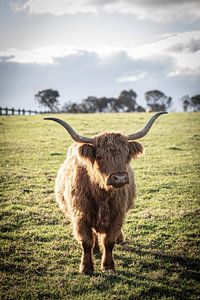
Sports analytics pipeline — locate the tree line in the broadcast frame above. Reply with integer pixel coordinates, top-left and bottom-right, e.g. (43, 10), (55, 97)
(35, 89), (200, 113)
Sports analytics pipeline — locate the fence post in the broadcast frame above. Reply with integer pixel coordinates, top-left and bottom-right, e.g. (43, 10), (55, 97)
(0, 107), (40, 115)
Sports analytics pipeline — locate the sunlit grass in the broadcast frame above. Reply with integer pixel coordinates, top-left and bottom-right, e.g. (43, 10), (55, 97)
(0, 112), (200, 299)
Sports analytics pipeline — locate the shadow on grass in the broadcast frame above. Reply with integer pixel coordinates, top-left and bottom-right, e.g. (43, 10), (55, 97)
(113, 242), (200, 299)
(122, 242), (200, 273)
(58, 241), (200, 299)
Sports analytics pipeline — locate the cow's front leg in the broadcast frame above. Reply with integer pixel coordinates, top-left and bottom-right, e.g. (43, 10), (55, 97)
(80, 240), (94, 275)
(101, 220), (124, 272)
(73, 220), (94, 275)
(101, 236), (115, 272)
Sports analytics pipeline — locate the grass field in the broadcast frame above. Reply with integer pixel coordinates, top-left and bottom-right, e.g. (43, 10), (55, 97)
(0, 112), (200, 299)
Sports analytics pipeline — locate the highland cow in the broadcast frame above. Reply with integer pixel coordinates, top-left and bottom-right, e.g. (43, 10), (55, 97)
(45, 112), (167, 274)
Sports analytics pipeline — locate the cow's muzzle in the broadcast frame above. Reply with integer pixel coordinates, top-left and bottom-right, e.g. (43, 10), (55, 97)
(107, 172), (129, 188)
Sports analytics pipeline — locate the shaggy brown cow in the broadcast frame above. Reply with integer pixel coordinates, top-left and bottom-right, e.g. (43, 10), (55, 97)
(45, 112), (167, 274)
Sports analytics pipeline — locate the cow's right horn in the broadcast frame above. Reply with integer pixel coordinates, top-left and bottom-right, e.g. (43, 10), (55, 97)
(127, 112), (168, 140)
(44, 117), (94, 144)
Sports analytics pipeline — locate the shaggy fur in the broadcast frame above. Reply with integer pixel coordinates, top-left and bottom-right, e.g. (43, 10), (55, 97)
(55, 132), (143, 274)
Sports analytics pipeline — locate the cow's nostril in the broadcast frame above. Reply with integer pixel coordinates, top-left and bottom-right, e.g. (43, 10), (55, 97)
(107, 172), (129, 187)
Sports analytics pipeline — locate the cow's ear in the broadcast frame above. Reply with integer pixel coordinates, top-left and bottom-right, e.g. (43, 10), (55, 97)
(78, 144), (96, 162)
(128, 141), (144, 159)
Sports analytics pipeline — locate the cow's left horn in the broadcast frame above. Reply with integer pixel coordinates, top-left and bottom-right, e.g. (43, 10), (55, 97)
(127, 112), (168, 141)
(44, 117), (94, 144)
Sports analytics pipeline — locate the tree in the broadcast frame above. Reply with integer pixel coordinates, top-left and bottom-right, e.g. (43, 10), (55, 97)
(136, 105), (146, 112)
(61, 89), (145, 113)
(35, 89), (60, 112)
(191, 95), (200, 111)
(62, 102), (81, 113)
(82, 96), (99, 113)
(113, 90), (138, 112)
(95, 97), (110, 112)
(181, 94), (200, 112)
(145, 90), (172, 112)
(81, 96), (113, 113)
(180, 95), (191, 112)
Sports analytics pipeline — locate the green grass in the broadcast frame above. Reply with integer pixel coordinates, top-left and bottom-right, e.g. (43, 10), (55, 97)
(0, 112), (200, 300)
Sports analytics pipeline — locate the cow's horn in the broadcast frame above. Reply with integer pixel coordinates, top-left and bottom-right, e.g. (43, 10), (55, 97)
(127, 112), (168, 141)
(44, 117), (94, 144)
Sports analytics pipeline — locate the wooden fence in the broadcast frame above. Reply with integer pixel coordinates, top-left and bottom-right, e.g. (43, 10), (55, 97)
(0, 107), (50, 116)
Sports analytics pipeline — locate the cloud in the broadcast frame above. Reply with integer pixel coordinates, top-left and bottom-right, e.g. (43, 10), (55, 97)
(168, 38), (200, 53)
(0, 55), (15, 62)
(1, 30), (199, 69)
(0, 47), (77, 64)
(2, 2), (163, 51)
(13, 0), (200, 22)
(2, 0), (199, 54)
(1, 46), (199, 113)
(1, 3), (200, 111)
(128, 31), (200, 71)
(0, 30), (199, 104)
(117, 72), (148, 83)
(168, 67), (200, 77)
(13, 0), (97, 15)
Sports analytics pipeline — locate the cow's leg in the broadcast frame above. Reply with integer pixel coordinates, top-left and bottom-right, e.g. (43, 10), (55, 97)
(116, 229), (125, 244)
(101, 236), (115, 272)
(73, 220), (94, 275)
(80, 240), (94, 274)
(101, 222), (123, 272)
(93, 232), (100, 253)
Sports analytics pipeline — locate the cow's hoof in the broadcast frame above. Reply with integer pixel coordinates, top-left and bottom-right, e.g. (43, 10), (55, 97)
(102, 267), (116, 274)
(79, 264), (94, 275)
(101, 264), (116, 273)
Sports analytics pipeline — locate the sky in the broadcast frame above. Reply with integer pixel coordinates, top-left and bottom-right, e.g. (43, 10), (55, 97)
(0, 0), (200, 111)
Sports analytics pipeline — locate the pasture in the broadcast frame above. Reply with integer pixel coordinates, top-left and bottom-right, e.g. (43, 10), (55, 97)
(0, 112), (200, 299)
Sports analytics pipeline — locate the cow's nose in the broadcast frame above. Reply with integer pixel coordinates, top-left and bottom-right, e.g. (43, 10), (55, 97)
(107, 172), (129, 188)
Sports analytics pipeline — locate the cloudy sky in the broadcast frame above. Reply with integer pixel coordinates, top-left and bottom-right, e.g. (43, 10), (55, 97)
(0, 0), (200, 111)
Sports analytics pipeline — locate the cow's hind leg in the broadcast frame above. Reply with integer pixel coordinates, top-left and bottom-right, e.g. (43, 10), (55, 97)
(116, 229), (125, 244)
(73, 220), (94, 275)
